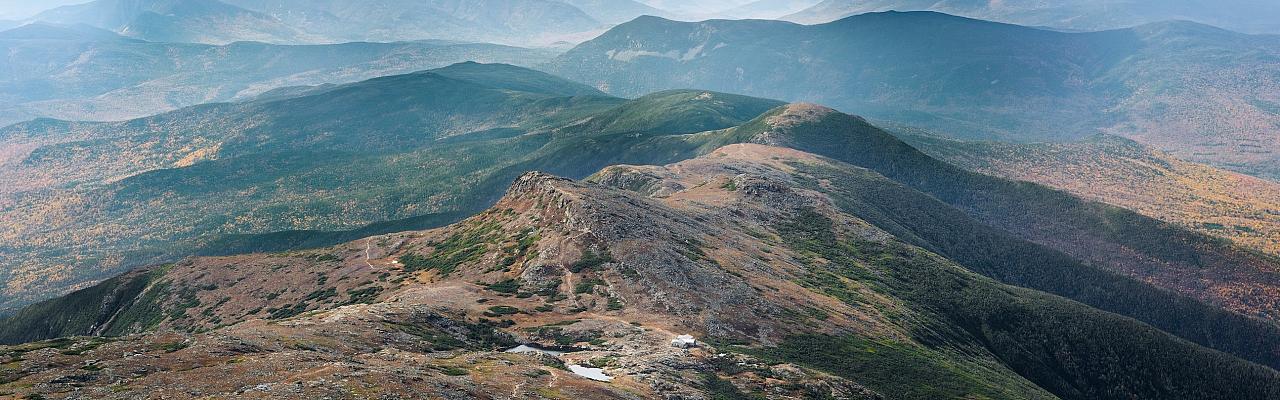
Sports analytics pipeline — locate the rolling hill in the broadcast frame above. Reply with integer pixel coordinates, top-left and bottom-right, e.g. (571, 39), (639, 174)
(545, 11), (1280, 180)
(785, 0), (1280, 34)
(0, 22), (558, 126)
(1, 144), (1278, 399)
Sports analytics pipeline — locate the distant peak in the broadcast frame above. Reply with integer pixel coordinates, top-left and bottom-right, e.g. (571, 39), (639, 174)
(765, 103), (838, 128)
(628, 15), (675, 23)
(779, 102), (835, 116)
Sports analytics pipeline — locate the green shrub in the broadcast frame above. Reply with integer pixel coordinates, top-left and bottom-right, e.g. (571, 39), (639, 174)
(486, 279), (522, 294)
(569, 250), (614, 273)
(485, 306), (520, 316)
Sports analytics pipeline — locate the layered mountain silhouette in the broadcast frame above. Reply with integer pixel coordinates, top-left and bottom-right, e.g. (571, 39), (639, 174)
(636, 0), (757, 16)
(547, 11), (1280, 180)
(24, 0), (623, 46)
(219, 0), (604, 44)
(30, 0), (313, 44)
(554, 0), (673, 24)
(786, 0), (1280, 34)
(716, 0), (824, 19)
(0, 22), (556, 126)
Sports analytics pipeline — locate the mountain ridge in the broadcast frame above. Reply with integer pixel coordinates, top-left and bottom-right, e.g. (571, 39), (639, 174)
(2, 142), (1279, 398)
(784, 0), (1280, 34)
(547, 11), (1280, 180)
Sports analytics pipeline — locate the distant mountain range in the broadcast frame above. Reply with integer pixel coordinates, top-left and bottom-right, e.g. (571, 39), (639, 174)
(546, 11), (1280, 181)
(18, 0), (666, 46)
(637, 0), (822, 19)
(0, 22), (557, 126)
(558, 0), (673, 24)
(786, 0), (1280, 34)
(717, 0), (823, 19)
(29, 0), (316, 44)
(218, 0), (604, 45)
(637, 0), (756, 15)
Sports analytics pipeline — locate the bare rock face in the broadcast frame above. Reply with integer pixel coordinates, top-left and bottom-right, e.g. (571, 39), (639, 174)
(590, 165), (685, 198)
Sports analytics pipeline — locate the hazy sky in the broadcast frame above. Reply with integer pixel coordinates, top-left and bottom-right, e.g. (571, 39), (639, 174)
(0, 0), (88, 19)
